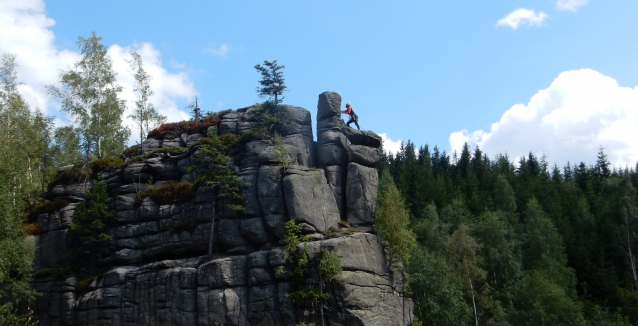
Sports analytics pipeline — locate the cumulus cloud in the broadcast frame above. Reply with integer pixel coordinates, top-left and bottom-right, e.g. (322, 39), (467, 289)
(109, 43), (196, 139)
(0, 0), (198, 144)
(449, 69), (638, 168)
(204, 44), (229, 57)
(496, 8), (548, 30)
(557, 0), (588, 12)
(379, 133), (403, 156)
(0, 0), (79, 114)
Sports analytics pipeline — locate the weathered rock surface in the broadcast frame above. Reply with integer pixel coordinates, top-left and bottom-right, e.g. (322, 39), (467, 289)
(31, 94), (412, 326)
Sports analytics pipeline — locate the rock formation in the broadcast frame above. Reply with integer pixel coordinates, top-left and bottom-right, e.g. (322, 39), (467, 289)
(30, 92), (413, 326)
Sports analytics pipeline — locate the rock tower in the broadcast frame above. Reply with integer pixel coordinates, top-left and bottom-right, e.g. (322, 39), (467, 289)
(30, 92), (413, 326)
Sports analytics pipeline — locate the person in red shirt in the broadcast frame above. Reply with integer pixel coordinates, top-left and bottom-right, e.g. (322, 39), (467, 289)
(341, 102), (360, 130)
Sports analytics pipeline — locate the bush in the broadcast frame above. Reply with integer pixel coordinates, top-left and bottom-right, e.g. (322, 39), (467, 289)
(140, 181), (195, 205)
(318, 249), (343, 283)
(22, 223), (40, 235)
(48, 165), (91, 189)
(122, 144), (141, 158)
(89, 157), (124, 174)
(23, 199), (70, 223)
(147, 109), (231, 140)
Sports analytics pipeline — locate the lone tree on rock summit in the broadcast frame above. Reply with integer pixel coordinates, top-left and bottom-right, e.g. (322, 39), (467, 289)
(254, 60), (287, 106)
(254, 60), (290, 133)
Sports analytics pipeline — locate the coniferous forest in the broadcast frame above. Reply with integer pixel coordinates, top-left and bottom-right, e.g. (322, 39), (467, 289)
(377, 141), (638, 325)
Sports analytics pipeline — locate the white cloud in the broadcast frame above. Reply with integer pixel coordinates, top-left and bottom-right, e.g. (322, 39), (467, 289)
(379, 133), (403, 156)
(0, 0), (79, 114)
(109, 43), (196, 143)
(0, 0), (197, 144)
(496, 8), (548, 30)
(449, 69), (638, 168)
(204, 44), (229, 57)
(557, 0), (588, 12)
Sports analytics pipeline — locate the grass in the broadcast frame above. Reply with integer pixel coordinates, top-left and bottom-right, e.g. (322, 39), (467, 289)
(139, 181), (196, 205)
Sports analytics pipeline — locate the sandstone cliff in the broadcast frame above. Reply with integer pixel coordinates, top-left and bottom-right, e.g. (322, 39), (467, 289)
(30, 92), (413, 326)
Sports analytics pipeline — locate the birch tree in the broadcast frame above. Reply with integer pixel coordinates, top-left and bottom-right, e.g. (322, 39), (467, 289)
(48, 32), (130, 160)
(127, 51), (165, 154)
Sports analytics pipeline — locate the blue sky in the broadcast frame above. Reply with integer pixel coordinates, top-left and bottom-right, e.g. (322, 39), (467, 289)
(2, 0), (638, 167)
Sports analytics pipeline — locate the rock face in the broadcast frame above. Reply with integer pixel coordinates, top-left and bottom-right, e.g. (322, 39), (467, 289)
(31, 95), (412, 326)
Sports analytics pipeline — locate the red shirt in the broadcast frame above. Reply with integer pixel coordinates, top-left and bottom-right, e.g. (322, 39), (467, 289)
(341, 107), (355, 116)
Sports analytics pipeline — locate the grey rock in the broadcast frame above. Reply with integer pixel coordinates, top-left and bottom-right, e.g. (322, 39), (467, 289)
(34, 230), (68, 269)
(346, 163), (378, 227)
(184, 133), (203, 147)
(317, 91), (342, 121)
(141, 137), (162, 154)
(162, 136), (185, 147)
(218, 219), (251, 248)
(248, 251), (270, 269)
(258, 165), (285, 215)
(317, 130), (349, 167)
(283, 133), (311, 167)
(342, 128), (382, 148)
(264, 214), (287, 238)
(146, 156), (179, 180)
(240, 217), (271, 244)
(115, 194), (137, 212)
(283, 167), (339, 232)
(349, 145), (380, 167)
(198, 256), (248, 288)
(324, 165), (345, 215)
(117, 183), (147, 194)
(238, 168), (260, 217)
(138, 197), (159, 220)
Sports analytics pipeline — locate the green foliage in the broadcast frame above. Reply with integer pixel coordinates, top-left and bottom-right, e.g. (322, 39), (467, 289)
(254, 60), (287, 106)
(69, 179), (114, 273)
(140, 181), (195, 205)
(318, 249), (343, 283)
(283, 219), (310, 282)
(190, 130), (244, 211)
(23, 198), (70, 223)
(0, 53), (51, 321)
(273, 132), (292, 170)
(287, 288), (330, 300)
(88, 157), (125, 173)
(127, 50), (166, 154)
(47, 32), (130, 160)
(375, 168), (417, 267)
(383, 142), (638, 324)
(408, 247), (472, 325)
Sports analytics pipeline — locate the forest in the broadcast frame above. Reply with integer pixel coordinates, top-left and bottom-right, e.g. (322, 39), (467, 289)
(377, 140), (638, 325)
(0, 31), (637, 325)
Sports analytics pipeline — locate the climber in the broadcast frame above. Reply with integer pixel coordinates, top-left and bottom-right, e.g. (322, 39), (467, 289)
(341, 102), (360, 130)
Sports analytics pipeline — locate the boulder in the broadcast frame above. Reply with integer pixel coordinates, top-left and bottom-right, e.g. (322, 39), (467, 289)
(141, 137), (162, 154)
(342, 128), (382, 148)
(317, 91), (342, 121)
(283, 166), (339, 232)
(162, 136), (185, 148)
(349, 145), (380, 167)
(346, 163), (378, 227)
(240, 217), (271, 244)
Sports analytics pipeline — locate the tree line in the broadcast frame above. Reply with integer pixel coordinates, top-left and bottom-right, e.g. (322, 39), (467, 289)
(0, 32), (164, 323)
(376, 141), (638, 325)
